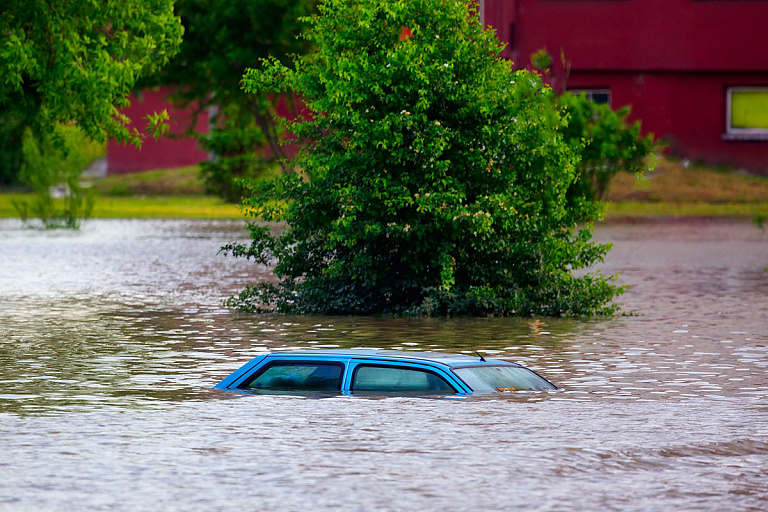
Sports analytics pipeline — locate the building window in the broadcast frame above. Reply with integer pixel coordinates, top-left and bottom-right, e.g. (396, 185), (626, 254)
(725, 87), (768, 140)
(568, 89), (611, 106)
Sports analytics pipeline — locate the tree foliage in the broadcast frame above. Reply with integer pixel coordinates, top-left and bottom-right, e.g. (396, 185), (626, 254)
(0, 0), (183, 183)
(559, 93), (656, 203)
(0, 110), (25, 185)
(226, 0), (624, 316)
(148, 0), (316, 201)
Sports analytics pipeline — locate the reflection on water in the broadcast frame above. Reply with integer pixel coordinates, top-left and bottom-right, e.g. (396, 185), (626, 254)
(1, 218), (767, 510)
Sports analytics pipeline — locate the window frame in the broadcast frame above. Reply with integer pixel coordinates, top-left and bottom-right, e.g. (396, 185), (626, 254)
(724, 87), (768, 141)
(238, 360), (345, 392)
(567, 88), (612, 106)
(349, 363), (459, 394)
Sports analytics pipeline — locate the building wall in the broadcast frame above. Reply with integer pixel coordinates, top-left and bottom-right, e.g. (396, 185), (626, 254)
(483, 0), (768, 173)
(106, 89), (303, 174)
(505, 0), (768, 71)
(106, 89), (209, 174)
(110, 3), (768, 174)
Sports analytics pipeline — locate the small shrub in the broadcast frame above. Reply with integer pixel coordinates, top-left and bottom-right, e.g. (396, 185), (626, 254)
(559, 92), (656, 206)
(13, 125), (101, 228)
(198, 110), (273, 203)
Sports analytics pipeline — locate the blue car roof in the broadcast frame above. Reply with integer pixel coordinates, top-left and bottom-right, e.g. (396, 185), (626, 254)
(259, 349), (519, 368)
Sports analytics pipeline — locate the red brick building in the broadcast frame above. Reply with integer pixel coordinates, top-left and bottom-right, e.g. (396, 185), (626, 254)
(482, 0), (768, 174)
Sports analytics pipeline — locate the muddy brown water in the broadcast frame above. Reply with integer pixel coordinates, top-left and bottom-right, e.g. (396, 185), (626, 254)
(1, 218), (767, 511)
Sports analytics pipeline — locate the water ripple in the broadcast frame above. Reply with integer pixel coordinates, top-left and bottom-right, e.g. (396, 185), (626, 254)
(1, 218), (768, 510)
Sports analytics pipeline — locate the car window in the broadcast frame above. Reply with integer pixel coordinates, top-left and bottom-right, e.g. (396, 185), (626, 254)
(243, 363), (343, 391)
(351, 365), (455, 393)
(453, 366), (557, 391)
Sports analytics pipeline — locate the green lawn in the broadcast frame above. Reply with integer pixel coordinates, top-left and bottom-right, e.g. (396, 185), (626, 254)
(604, 201), (768, 219)
(2, 158), (767, 220)
(604, 158), (768, 219)
(92, 196), (242, 219)
(88, 165), (206, 196)
(1, 166), (241, 220)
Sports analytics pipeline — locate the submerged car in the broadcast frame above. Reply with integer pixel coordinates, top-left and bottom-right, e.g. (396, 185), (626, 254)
(215, 349), (558, 396)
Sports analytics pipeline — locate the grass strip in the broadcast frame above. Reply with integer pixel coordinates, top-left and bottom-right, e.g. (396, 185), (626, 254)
(604, 201), (768, 219)
(3, 192), (766, 220)
(0, 194), (242, 220)
(3, 157), (767, 221)
(92, 196), (242, 219)
(88, 165), (205, 196)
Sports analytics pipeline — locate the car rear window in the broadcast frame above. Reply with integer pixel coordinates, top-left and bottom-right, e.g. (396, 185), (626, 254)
(243, 362), (343, 391)
(351, 365), (455, 394)
(453, 366), (557, 391)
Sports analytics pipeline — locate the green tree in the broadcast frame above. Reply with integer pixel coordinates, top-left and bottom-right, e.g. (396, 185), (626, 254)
(559, 92), (656, 205)
(226, 0), (623, 316)
(0, 0), (183, 183)
(148, 0), (316, 201)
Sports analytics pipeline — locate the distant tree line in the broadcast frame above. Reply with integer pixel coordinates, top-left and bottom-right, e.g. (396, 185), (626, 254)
(145, 0), (317, 202)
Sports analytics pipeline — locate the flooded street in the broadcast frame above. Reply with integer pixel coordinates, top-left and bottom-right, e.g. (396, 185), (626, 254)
(1, 217), (767, 511)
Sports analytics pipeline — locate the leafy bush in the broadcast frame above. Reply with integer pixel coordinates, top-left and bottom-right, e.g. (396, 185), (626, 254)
(13, 125), (102, 228)
(559, 92), (656, 204)
(225, 0), (624, 316)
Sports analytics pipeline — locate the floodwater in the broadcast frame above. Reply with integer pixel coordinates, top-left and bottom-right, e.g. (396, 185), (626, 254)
(1, 217), (767, 511)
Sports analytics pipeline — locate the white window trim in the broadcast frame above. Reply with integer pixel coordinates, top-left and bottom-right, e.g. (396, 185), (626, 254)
(723, 87), (768, 141)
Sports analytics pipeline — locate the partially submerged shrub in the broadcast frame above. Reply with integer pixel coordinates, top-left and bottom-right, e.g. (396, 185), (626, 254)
(225, 0), (624, 316)
(13, 125), (101, 229)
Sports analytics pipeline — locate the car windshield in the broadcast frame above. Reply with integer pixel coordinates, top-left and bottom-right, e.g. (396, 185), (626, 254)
(453, 365), (557, 392)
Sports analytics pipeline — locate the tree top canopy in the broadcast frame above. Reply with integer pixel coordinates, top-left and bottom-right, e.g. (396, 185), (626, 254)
(0, 0), (183, 145)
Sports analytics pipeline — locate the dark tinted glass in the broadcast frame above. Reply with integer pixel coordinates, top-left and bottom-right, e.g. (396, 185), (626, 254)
(352, 366), (455, 393)
(245, 363), (342, 391)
